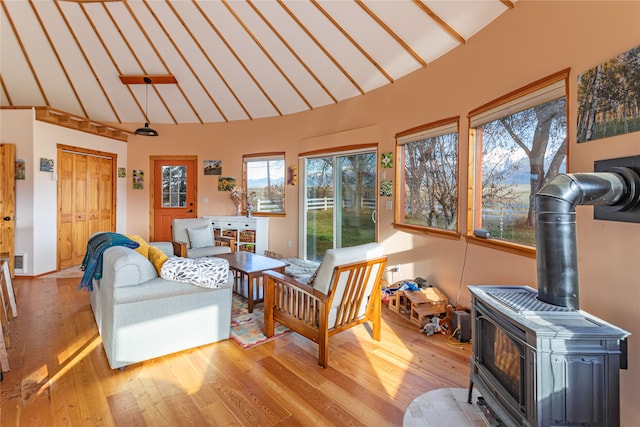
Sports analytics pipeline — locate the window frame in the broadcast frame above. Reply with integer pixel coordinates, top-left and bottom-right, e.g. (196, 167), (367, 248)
(467, 69), (570, 257)
(242, 152), (286, 216)
(394, 116), (461, 238)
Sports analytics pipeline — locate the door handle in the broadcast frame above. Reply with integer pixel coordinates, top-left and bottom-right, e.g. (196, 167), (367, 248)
(3, 216), (11, 221)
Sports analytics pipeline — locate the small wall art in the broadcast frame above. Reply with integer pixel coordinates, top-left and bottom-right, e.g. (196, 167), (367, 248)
(40, 158), (54, 172)
(204, 160), (222, 175)
(15, 159), (25, 180)
(287, 165), (298, 185)
(381, 152), (393, 168)
(218, 176), (236, 191)
(380, 180), (393, 197)
(117, 167), (126, 178)
(133, 169), (144, 189)
(577, 44), (640, 142)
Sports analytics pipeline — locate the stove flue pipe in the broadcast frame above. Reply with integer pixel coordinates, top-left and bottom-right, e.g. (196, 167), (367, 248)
(535, 168), (640, 309)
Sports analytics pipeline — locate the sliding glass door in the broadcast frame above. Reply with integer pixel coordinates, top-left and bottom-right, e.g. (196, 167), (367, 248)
(302, 150), (377, 261)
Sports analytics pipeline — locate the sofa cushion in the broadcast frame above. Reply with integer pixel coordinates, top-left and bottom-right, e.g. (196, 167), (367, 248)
(187, 225), (214, 249)
(187, 245), (232, 258)
(148, 245), (169, 274)
(161, 256), (229, 288)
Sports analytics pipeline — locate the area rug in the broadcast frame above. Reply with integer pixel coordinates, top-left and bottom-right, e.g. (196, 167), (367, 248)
(230, 294), (290, 349)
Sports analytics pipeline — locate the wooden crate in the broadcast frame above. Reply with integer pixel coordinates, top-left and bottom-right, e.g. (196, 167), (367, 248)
(387, 291), (411, 314)
(404, 287), (449, 327)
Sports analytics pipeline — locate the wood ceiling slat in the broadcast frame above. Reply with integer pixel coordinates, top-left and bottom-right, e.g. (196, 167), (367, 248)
(29, 0), (88, 118)
(356, 0), (428, 67)
(411, 0), (466, 45)
(223, 0), (312, 111)
(192, 0), (282, 118)
(120, 0), (179, 125)
(1, 1), (49, 106)
(163, 0), (230, 123)
(277, 0), (364, 96)
(311, 0), (393, 85)
(167, 2), (251, 121)
(0, 76), (11, 106)
(141, 1), (214, 124)
(247, 0), (337, 105)
(501, 0), (516, 9)
(54, 0), (122, 123)
(78, 2), (144, 122)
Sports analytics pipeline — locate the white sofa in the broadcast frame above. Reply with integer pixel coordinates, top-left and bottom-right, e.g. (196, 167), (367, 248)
(89, 242), (233, 370)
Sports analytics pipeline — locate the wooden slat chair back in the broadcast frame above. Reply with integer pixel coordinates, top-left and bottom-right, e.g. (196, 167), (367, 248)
(263, 243), (387, 368)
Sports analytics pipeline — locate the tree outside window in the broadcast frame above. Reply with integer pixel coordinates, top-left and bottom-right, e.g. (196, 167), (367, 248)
(243, 153), (285, 214)
(396, 118), (459, 233)
(469, 72), (568, 247)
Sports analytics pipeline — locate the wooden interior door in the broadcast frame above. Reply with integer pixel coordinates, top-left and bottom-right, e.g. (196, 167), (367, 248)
(152, 157), (197, 242)
(0, 143), (16, 276)
(58, 146), (116, 269)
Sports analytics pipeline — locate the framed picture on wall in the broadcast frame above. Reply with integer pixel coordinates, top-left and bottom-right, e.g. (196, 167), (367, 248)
(133, 170), (144, 189)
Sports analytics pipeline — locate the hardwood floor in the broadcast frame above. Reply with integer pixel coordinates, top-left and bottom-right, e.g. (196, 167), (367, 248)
(1, 276), (473, 426)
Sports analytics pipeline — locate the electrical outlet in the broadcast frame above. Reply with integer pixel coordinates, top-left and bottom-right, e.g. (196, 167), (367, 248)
(288, 240), (292, 248)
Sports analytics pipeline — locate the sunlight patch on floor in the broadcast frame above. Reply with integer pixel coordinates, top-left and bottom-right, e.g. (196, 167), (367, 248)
(354, 316), (413, 398)
(47, 334), (102, 395)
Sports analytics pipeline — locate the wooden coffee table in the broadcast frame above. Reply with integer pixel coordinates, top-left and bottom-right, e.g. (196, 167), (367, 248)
(214, 251), (288, 313)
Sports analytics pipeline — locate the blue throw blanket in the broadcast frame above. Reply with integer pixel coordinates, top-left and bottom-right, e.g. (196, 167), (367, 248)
(79, 232), (139, 291)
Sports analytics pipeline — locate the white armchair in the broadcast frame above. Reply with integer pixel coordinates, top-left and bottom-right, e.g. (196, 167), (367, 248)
(171, 218), (235, 258)
(263, 243), (387, 368)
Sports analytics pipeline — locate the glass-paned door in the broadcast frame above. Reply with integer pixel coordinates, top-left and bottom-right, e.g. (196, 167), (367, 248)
(303, 150), (377, 261)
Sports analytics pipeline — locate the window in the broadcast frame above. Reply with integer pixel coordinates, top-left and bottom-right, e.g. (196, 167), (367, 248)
(301, 148), (377, 261)
(396, 118), (459, 234)
(161, 165), (187, 207)
(243, 153), (285, 214)
(469, 71), (568, 248)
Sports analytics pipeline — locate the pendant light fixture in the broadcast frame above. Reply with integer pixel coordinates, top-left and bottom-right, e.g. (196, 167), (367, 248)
(135, 77), (158, 136)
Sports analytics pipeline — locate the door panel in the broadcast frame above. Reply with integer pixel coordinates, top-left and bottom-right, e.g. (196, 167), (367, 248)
(73, 155), (89, 266)
(152, 158), (197, 242)
(58, 151), (74, 267)
(99, 157), (113, 231)
(58, 148), (115, 269)
(0, 143), (16, 276)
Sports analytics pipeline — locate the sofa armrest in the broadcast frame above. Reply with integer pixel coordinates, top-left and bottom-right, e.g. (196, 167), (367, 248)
(102, 246), (158, 288)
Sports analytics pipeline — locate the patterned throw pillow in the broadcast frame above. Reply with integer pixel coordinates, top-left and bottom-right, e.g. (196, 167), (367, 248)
(160, 257), (229, 288)
(187, 225), (214, 249)
(148, 246), (169, 275)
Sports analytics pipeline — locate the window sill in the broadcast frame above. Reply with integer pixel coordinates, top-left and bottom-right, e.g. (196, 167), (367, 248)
(466, 235), (536, 258)
(392, 223), (460, 240)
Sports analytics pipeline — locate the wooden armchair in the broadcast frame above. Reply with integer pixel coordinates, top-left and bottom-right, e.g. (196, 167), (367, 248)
(263, 243), (387, 368)
(171, 218), (235, 258)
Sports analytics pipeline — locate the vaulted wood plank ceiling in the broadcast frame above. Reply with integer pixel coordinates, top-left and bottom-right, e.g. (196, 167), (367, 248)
(1, 0), (516, 129)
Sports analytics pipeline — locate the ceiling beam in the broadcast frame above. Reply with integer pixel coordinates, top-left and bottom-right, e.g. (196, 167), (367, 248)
(119, 75), (178, 85)
(33, 106), (130, 142)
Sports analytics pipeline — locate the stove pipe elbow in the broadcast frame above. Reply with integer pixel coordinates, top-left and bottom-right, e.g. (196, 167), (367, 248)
(535, 168), (640, 309)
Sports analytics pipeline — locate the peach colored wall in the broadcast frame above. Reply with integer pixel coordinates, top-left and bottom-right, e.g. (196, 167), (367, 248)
(126, 1), (639, 422)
